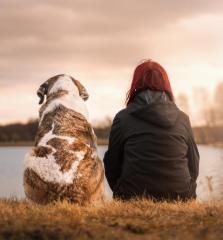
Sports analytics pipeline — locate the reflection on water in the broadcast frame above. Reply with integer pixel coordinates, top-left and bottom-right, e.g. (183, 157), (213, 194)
(196, 145), (223, 200)
(0, 145), (222, 201)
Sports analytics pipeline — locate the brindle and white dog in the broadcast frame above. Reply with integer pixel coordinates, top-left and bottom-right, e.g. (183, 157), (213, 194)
(24, 74), (104, 205)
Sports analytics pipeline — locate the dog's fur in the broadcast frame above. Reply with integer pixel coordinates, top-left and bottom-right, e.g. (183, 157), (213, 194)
(23, 74), (104, 205)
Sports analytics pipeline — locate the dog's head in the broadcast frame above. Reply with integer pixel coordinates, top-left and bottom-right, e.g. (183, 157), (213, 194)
(37, 74), (89, 104)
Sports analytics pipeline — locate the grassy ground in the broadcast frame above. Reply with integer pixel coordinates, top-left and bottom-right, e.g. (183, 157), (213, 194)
(0, 199), (222, 240)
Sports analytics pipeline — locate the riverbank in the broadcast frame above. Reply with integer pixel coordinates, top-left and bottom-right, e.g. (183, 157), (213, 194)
(1, 141), (223, 148)
(210, 142), (223, 148)
(0, 199), (222, 240)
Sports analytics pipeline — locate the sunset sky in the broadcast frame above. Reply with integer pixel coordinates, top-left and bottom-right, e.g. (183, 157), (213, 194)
(1, 0), (223, 125)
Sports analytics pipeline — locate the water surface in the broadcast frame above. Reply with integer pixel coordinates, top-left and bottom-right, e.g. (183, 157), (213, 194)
(0, 145), (222, 201)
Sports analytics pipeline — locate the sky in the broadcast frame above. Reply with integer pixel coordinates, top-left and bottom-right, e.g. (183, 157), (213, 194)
(1, 0), (223, 125)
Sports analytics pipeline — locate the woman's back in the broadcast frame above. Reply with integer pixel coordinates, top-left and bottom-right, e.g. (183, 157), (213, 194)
(116, 90), (197, 198)
(103, 60), (199, 201)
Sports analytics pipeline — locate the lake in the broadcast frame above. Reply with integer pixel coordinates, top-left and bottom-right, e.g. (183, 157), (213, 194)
(0, 145), (223, 201)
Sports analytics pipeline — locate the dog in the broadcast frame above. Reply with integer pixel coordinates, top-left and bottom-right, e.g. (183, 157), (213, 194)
(24, 74), (104, 205)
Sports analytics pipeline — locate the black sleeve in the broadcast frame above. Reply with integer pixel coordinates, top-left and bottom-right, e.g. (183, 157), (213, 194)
(186, 117), (200, 181)
(103, 114), (124, 191)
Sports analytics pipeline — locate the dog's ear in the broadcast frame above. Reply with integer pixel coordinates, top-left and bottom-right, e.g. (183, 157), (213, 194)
(72, 79), (89, 101)
(37, 82), (49, 104)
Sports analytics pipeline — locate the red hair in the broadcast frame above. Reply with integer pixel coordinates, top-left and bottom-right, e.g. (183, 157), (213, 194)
(126, 60), (174, 105)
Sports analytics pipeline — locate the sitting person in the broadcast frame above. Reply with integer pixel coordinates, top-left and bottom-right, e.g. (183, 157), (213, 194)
(103, 60), (199, 201)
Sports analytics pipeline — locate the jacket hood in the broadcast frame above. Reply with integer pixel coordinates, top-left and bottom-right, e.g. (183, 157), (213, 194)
(127, 89), (179, 128)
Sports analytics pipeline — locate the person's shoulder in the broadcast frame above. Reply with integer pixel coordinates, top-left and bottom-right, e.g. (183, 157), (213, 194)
(114, 108), (128, 119)
(112, 108), (129, 125)
(177, 108), (191, 125)
(109, 109), (127, 130)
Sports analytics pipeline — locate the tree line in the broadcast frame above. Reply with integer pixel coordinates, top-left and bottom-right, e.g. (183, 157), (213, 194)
(176, 81), (223, 145)
(0, 119), (111, 143)
(0, 118), (223, 145)
(0, 82), (222, 145)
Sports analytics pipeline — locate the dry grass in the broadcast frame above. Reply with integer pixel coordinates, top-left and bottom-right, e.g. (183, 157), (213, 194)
(0, 198), (223, 240)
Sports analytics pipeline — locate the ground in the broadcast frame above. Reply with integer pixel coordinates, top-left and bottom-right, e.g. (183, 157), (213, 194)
(0, 198), (222, 240)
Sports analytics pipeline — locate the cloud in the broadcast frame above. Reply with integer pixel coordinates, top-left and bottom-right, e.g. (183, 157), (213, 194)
(1, 0), (223, 123)
(1, 0), (223, 71)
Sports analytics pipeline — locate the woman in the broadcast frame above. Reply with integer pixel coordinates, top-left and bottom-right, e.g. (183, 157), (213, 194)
(103, 60), (199, 201)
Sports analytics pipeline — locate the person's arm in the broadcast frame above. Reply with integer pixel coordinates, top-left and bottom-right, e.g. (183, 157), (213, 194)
(103, 114), (124, 191)
(186, 117), (200, 181)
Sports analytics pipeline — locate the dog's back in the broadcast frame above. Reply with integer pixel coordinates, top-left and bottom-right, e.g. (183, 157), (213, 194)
(24, 75), (104, 205)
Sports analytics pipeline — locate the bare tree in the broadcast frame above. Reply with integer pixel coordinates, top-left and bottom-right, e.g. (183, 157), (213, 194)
(214, 81), (223, 125)
(176, 93), (190, 115)
(193, 87), (217, 127)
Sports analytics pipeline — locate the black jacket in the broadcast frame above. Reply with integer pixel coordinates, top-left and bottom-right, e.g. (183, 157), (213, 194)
(103, 90), (200, 201)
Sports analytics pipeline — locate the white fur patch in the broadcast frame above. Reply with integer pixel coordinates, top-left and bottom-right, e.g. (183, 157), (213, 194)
(49, 75), (78, 95)
(24, 124), (86, 185)
(39, 123), (75, 146)
(39, 75), (89, 124)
